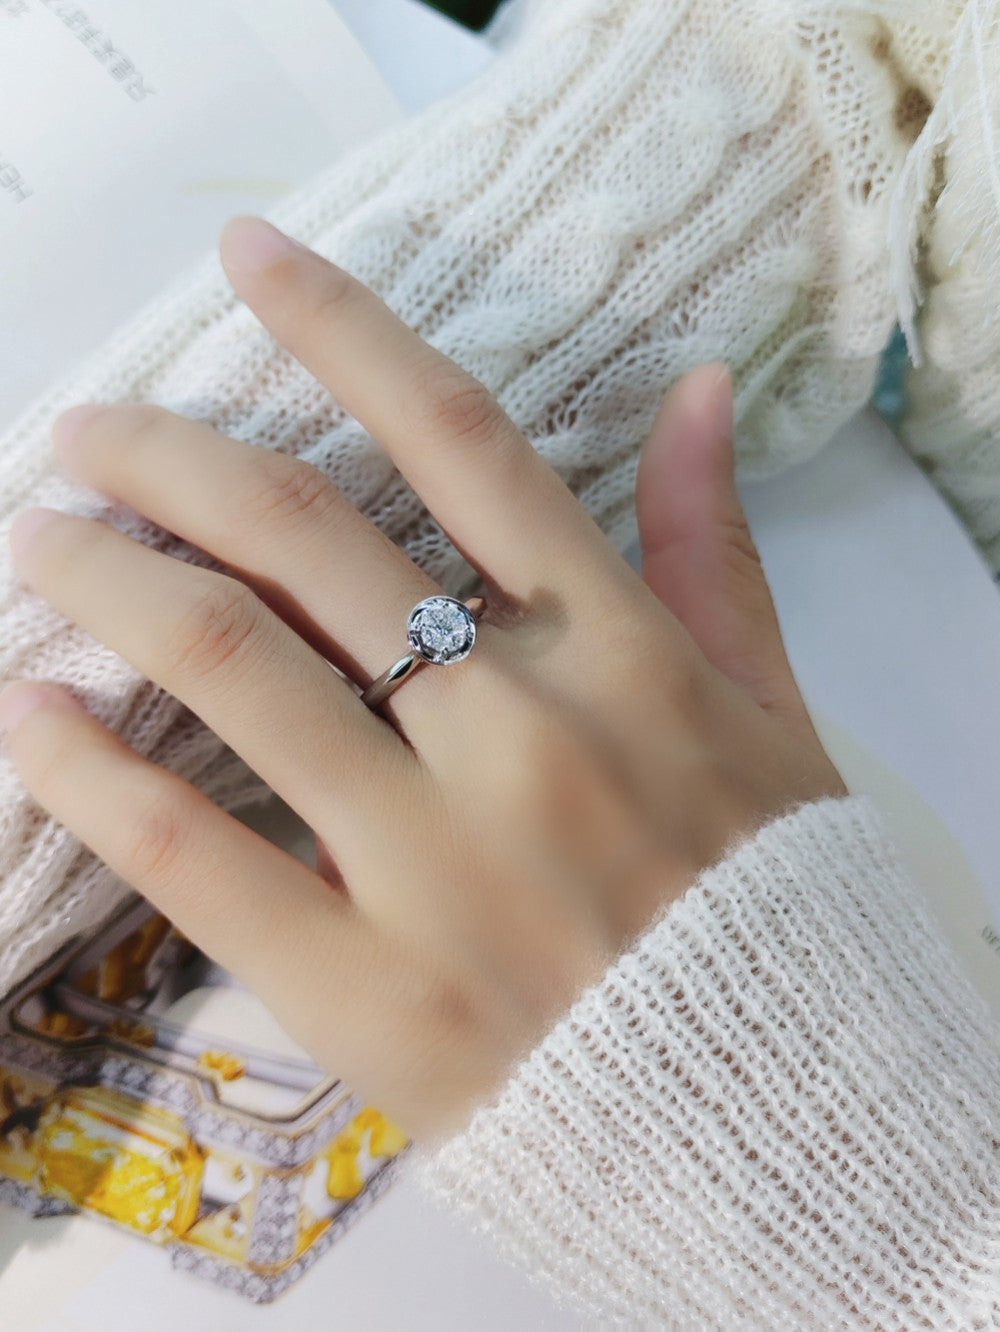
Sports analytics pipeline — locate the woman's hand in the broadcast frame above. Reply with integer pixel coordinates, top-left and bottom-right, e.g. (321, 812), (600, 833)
(0, 217), (846, 1143)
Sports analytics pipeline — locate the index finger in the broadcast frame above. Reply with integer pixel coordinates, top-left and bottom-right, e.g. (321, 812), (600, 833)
(218, 216), (618, 608)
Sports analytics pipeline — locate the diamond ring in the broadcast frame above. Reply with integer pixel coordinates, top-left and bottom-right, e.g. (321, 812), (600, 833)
(360, 594), (486, 712)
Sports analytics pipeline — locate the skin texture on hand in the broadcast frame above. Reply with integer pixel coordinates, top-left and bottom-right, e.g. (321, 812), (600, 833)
(0, 217), (847, 1144)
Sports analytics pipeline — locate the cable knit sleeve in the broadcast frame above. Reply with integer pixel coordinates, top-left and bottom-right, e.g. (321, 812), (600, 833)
(0, 0), (920, 994)
(889, 0), (1000, 581)
(410, 793), (1000, 1328)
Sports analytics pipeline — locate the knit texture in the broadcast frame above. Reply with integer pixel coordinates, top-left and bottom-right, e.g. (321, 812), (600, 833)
(891, 0), (1000, 576)
(412, 793), (1000, 1328)
(0, 0), (993, 990)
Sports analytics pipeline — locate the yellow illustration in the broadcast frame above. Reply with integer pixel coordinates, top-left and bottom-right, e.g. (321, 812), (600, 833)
(0, 899), (411, 1303)
(37, 1087), (204, 1241)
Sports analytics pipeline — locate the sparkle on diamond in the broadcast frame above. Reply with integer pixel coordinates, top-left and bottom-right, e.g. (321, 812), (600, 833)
(407, 597), (476, 665)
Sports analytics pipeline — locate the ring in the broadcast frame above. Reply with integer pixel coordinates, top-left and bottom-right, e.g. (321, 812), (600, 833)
(360, 594), (487, 712)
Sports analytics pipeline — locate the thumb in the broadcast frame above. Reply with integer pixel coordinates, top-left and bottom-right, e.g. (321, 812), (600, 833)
(636, 362), (814, 734)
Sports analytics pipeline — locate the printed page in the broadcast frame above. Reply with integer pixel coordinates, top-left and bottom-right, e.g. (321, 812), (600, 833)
(0, 0), (403, 426)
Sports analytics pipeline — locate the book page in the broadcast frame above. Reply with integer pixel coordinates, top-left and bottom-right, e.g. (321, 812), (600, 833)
(0, 0), (403, 426)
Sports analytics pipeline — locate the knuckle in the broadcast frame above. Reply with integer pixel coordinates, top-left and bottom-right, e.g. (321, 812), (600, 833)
(234, 449), (340, 536)
(112, 403), (175, 447)
(310, 264), (365, 324)
(408, 970), (477, 1049)
(28, 711), (89, 798)
(406, 363), (508, 449)
(125, 785), (196, 886)
(717, 513), (766, 581)
(44, 510), (109, 576)
(163, 575), (266, 687)
(716, 513), (786, 632)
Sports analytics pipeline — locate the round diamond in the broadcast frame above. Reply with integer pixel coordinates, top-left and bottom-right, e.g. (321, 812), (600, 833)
(407, 596), (476, 665)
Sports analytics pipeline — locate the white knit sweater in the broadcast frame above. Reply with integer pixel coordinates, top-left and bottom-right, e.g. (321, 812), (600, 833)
(413, 792), (1000, 1326)
(1, 1), (999, 1318)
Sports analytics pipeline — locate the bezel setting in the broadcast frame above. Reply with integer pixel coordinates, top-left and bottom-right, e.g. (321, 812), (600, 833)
(406, 596), (477, 666)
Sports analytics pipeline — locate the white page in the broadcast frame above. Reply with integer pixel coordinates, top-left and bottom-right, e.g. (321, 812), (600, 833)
(0, 0), (402, 427)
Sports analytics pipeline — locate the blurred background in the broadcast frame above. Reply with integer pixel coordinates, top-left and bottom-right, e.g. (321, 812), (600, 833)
(425, 0), (504, 28)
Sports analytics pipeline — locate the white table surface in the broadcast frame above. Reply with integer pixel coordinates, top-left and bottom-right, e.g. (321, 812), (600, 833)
(4, 3), (1000, 1328)
(335, 0), (497, 111)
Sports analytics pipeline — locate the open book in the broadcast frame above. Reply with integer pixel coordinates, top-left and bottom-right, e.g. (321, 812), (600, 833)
(0, 0), (403, 428)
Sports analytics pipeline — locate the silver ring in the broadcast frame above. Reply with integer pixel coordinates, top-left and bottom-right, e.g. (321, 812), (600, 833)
(360, 594), (486, 712)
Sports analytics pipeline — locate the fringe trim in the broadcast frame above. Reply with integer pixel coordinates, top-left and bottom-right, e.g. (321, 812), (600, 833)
(887, 0), (1000, 364)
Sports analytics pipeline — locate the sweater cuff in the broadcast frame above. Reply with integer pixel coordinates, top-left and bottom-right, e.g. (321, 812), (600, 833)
(408, 793), (1000, 1327)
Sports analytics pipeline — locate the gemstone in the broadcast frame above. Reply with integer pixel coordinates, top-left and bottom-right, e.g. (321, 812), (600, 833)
(406, 596), (476, 665)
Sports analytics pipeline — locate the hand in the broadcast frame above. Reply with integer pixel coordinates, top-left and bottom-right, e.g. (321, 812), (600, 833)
(0, 217), (846, 1143)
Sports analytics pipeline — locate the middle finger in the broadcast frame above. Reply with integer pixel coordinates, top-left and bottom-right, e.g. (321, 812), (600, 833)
(51, 403), (496, 737)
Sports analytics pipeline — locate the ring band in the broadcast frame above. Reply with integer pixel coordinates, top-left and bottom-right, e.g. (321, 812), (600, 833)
(360, 594), (487, 712)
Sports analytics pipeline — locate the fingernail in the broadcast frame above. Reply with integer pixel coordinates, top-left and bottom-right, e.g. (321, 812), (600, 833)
(0, 681), (81, 739)
(219, 216), (303, 276)
(9, 507), (62, 560)
(52, 403), (110, 453)
(707, 363), (734, 439)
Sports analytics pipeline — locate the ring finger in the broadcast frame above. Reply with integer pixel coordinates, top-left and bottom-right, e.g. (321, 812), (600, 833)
(49, 402), (478, 739)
